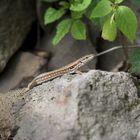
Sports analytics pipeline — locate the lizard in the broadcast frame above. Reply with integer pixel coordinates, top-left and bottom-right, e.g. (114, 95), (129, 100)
(1, 46), (134, 139)
(20, 54), (95, 94)
(17, 45), (128, 95)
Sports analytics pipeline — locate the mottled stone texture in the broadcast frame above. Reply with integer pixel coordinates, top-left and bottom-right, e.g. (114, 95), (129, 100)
(0, 70), (139, 140)
(0, 0), (35, 72)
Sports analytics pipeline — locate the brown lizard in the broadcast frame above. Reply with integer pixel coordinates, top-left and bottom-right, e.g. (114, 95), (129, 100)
(20, 54), (94, 94)
(20, 45), (128, 94)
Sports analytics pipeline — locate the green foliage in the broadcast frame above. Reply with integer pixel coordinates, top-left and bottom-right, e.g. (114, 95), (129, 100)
(115, 0), (124, 3)
(70, 0), (92, 11)
(71, 11), (84, 19)
(53, 19), (72, 45)
(44, 7), (66, 24)
(90, 0), (112, 18)
(128, 49), (140, 74)
(115, 6), (137, 42)
(43, 0), (138, 45)
(102, 16), (117, 41)
(71, 20), (86, 40)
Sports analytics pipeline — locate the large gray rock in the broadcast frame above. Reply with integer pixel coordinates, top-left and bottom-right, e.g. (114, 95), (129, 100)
(0, 70), (139, 140)
(0, 0), (35, 73)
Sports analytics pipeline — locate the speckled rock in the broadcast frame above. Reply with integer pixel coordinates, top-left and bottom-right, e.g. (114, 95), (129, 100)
(0, 70), (139, 140)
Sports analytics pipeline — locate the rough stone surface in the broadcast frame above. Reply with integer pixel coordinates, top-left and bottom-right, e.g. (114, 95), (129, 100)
(0, 70), (139, 140)
(0, 0), (35, 73)
(40, 33), (97, 71)
(0, 52), (47, 93)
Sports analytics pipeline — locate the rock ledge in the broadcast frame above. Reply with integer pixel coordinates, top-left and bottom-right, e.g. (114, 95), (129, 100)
(0, 70), (140, 140)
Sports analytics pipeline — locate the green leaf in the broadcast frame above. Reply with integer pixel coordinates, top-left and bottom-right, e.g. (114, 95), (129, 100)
(128, 49), (140, 74)
(115, 0), (123, 3)
(70, 0), (92, 11)
(115, 6), (138, 42)
(59, 1), (69, 8)
(85, 0), (97, 18)
(71, 11), (84, 19)
(90, 0), (112, 18)
(53, 19), (72, 45)
(102, 16), (117, 41)
(44, 7), (65, 24)
(71, 20), (86, 40)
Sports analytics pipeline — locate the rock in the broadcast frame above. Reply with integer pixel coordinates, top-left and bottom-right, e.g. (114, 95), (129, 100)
(0, 88), (29, 140)
(0, 0), (35, 73)
(0, 52), (47, 92)
(0, 70), (139, 140)
(40, 33), (97, 71)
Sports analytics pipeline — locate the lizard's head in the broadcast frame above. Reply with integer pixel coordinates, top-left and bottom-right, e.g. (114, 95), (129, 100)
(79, 54), (94, 65)
(69, 54), (94, 73)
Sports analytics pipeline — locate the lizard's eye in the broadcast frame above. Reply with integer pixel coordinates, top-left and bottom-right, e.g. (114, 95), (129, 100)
(85, 56), (90, 60)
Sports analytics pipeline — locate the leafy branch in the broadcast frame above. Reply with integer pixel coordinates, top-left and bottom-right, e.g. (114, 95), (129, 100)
(43, 0), (137, 45)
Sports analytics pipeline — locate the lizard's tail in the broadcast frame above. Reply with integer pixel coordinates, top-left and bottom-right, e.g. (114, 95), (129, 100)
(19, 87), (30, 96)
